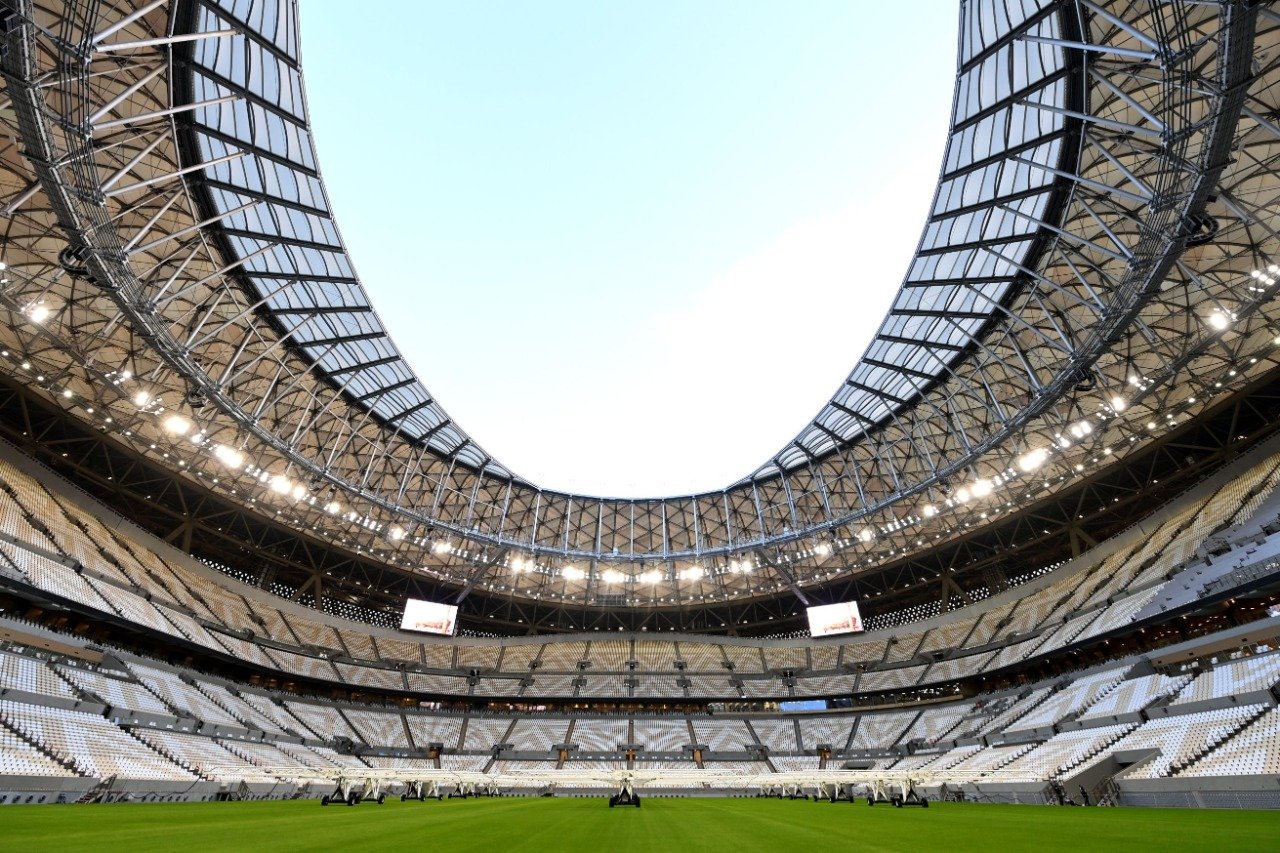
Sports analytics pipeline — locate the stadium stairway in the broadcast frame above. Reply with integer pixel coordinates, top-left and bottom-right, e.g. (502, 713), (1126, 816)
(1058, 726), (1139, 780)
(455, 716), (470, 757)
(47, 669), (95, 707)
(1053, 706), (1095, 732)
(899, 710), (926, 747)
(993, 680), (1073, 739)
(556, 720), (575, 769)
(1067, 748), (1162, 805)
(1200, 556), (1280, 600)
(843, 714), (861, 752)
(1169, 704), (1273, 778)
(333, 707), (362, 745)
(0, 711), (79, 778)
(74, 775), (117, 805)
(1142, 690), (1181, 714)
(741, 720), (762, 751)
(478, 718), (517, 774)
(399, 714), (416, 750)
(121, 729), (198, 781)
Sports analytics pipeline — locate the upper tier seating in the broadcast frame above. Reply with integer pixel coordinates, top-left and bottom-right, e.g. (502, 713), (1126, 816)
(1004, 668), (1125, 732)
(631, 718), (688, 753)
(571, 718), (629, 752)
(509, 718), (570, 752)
(690, 718), (752, 752)
(1, 439), (1279, 708)
(1171, 653), (1280, 705)
(52, 665), (171, 716)
(404, 713), (464, 750)
(126, 663), (243, 727)
(1077, 672), (1193, 720)
(0, 650), (80, 701)
(848, 711), (916, 750)
(343, 708), (409, 748)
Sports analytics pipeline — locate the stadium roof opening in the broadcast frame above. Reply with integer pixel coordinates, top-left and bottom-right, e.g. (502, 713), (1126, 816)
(297, 2), (955, 497)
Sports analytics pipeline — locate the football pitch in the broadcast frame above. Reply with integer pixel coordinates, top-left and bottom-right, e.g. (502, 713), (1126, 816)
(1, 796), (1277, 852)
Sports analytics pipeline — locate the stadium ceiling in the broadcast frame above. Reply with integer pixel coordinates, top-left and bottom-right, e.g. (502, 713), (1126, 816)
(0, 0), (1278, 614)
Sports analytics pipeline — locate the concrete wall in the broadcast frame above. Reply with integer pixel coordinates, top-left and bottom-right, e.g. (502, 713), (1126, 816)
(0, 775), (300, 805)
(1118, 774), (1280, 808)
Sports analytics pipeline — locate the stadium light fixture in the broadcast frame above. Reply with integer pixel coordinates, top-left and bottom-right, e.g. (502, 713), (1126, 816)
(25, 302), (52, 324)
(971, 478), (993, 498)
(388, 525), (405, 542)
(1017, 447), (1048, 472)
(431, 539), (451, 555)
(1110, 396), (1127, 412)
(1206, 311), (1231, 331)
(213, 444), (244, 469)
(601, 568), (624, 584)
(162, 414), (191, 435)
(1069, 420), (1093, 439)
(858, 529), (875, 543)
(679, 565), (705, 581)
(269, 474), (292, 495)
(133, 389), (151, 407)
(922, 504), (937, 518)
(561, 565), (585, 580)
(814, 542), (832, 558)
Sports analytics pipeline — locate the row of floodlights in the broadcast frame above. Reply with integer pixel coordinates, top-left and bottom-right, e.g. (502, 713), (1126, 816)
(8, 258), (1277, 588)
(36, 353), (1231, 588)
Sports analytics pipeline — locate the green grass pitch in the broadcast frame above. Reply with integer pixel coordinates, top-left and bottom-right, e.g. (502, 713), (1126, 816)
(1, 797), (1278, 852)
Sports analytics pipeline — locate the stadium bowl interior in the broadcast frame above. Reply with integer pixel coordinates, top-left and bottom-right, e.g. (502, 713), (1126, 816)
(0, 0), (1277, 833)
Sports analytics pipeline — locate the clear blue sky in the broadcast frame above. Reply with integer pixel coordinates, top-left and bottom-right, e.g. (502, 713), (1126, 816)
(298, 1), (957, 497)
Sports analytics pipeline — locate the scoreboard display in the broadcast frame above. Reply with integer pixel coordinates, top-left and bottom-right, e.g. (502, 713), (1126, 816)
(399, 598), (459, 636)
(806, 601), (864, 638)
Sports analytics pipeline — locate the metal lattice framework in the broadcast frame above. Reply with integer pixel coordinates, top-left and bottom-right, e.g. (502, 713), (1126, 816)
(0, 0), (1278, 617)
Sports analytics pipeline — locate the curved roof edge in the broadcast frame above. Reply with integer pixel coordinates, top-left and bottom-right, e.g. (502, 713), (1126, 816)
(178, 0), (1080, 499)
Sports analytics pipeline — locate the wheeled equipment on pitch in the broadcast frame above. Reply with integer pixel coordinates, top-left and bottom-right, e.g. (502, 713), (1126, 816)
(319, 775), (386, 806)
(400, 779), (443, 801)
(607, 773), (641, 808)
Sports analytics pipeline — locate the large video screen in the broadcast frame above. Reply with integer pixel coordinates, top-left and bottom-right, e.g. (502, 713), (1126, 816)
(806, 601), (864, 638)
(399, 598), (459, 636)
